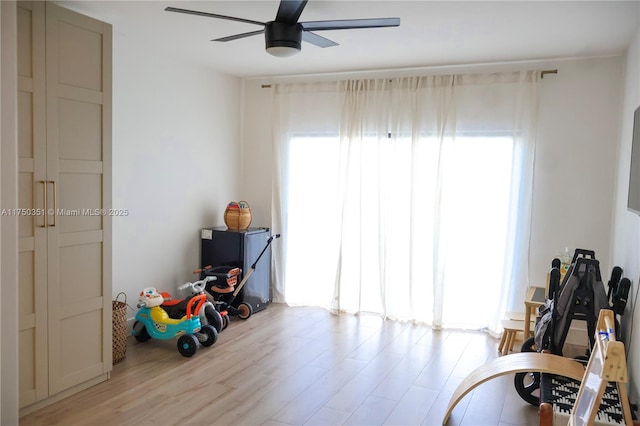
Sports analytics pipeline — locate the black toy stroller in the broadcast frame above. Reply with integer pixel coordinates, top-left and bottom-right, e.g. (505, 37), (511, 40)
(514, 248), (631, 408)
(201, 233), (280, 329)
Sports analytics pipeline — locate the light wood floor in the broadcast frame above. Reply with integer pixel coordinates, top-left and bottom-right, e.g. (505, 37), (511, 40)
(20, 304), (539, 426)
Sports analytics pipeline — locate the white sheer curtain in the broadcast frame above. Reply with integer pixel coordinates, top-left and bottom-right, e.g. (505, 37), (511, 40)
(271, 71), (540, 333)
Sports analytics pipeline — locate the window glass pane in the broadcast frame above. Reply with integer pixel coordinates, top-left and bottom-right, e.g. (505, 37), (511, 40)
(440, 136), (513, 327)
(285, 133), (514, 327)
(285, 136), (340, 306)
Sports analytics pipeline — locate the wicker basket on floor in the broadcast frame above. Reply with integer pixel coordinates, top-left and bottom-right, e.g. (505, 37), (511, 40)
(112, 292), (128, 364)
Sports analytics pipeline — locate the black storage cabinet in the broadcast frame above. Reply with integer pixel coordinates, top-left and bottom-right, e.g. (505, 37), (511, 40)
(200, 227), (271, 313)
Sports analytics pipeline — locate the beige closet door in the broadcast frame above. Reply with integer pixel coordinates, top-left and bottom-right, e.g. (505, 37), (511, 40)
(17, 2), (112, 408)
(45, 3), (112, 395)
(17, 1), (48, 408)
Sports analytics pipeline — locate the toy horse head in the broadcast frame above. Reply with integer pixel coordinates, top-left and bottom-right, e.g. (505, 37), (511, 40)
(139, 287), (163, 307)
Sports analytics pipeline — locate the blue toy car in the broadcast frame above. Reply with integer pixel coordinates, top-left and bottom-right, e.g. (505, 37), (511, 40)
(132, 287), (217, 357)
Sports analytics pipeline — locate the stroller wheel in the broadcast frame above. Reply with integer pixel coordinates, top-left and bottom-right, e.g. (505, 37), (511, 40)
(514, 337), (540, 406)
(205, 305), (223, 333)
(519, 336), (537, 353)
(132, 321), (151, 343)
(514, 371), (541, 406)
(237, 302), (253, 320)
(177, 334), (199, 357)
(222, 313), (229, 330)
(198, 324), (218, 347)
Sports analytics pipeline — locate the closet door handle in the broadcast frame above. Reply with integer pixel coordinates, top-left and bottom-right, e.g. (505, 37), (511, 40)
(49, 181), (57, 227)
(39, 181), (47, 228)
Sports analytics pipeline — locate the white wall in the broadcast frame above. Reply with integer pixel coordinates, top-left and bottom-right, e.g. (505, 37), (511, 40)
(111, 27), (242, 310)
(610, 25), (640, 403)
(530, 56), (624, 283)
(242, 56), (624, 293)
(240, 82), (273, 228)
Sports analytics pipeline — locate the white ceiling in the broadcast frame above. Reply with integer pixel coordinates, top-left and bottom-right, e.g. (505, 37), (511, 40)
(58, 1), (640, 78)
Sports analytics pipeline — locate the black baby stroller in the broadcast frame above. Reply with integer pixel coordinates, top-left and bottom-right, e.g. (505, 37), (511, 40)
(201, 233), (280, 329)
(514, 249), (631, 408)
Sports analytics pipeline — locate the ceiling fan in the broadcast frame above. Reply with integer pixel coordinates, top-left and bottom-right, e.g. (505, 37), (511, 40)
(165, 0), (400, 57)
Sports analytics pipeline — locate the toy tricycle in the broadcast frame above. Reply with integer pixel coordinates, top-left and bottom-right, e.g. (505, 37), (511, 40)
(132, 287), (218, 357)
(160, 274), (224, 333)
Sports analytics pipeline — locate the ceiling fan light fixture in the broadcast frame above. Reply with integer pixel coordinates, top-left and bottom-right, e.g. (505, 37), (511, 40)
(266, 45), (301, 57)
(265, 21), (302, 57)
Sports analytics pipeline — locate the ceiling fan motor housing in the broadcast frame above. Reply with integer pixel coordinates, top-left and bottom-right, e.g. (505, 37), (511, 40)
(265, 21), (303, 51)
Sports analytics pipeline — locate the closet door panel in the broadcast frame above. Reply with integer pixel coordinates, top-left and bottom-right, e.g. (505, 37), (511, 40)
(17, 91), (33, 158)
(57, 19), (103, 91)
(59, 242), (103, 304)
(56, 239), (105, 389)
(18, 252), (35, 315)
(17, 172), (35, 237)
(58, 99), (102, 161)
(18, 250), (36, 403)
(17, 6), (33, 76)
(19, 328), (37, 406)
(57, 310), (104, 391)
(45, 2), (112, 395)
(58, 173), (103, 233)
(17, 1), (48, 408)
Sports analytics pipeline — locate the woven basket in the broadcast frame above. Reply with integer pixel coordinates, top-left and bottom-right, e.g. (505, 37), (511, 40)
(224, 201), (252, 230)
(112, 292), (128, 365)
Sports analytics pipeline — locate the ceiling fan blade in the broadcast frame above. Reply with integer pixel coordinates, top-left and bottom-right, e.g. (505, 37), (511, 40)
(302, 31), (338, 48)
(165, 7), (265, 27)
(275, 0), (308, 24)
(301, 17), (400, 31)
(212, 30), (265, 42)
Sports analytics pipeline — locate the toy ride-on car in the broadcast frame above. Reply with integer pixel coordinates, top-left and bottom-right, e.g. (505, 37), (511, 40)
(132, 287), (218, 357)
(160, 273), (224, 333)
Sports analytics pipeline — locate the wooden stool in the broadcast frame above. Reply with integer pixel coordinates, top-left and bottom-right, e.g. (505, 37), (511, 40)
(498, 319), (533, 356)
(505, 311), (527, 321)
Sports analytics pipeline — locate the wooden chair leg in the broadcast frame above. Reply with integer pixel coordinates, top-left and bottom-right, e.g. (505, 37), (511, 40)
(508, 330), (519, 353)
(539, 402), (553, 426)
(506, 331), (516, 355)
(501, 332), (509, 355)
(498, 332), (507, 354)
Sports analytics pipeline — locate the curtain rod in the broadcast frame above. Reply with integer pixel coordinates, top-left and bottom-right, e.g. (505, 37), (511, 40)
(261, 69), (559, 88)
